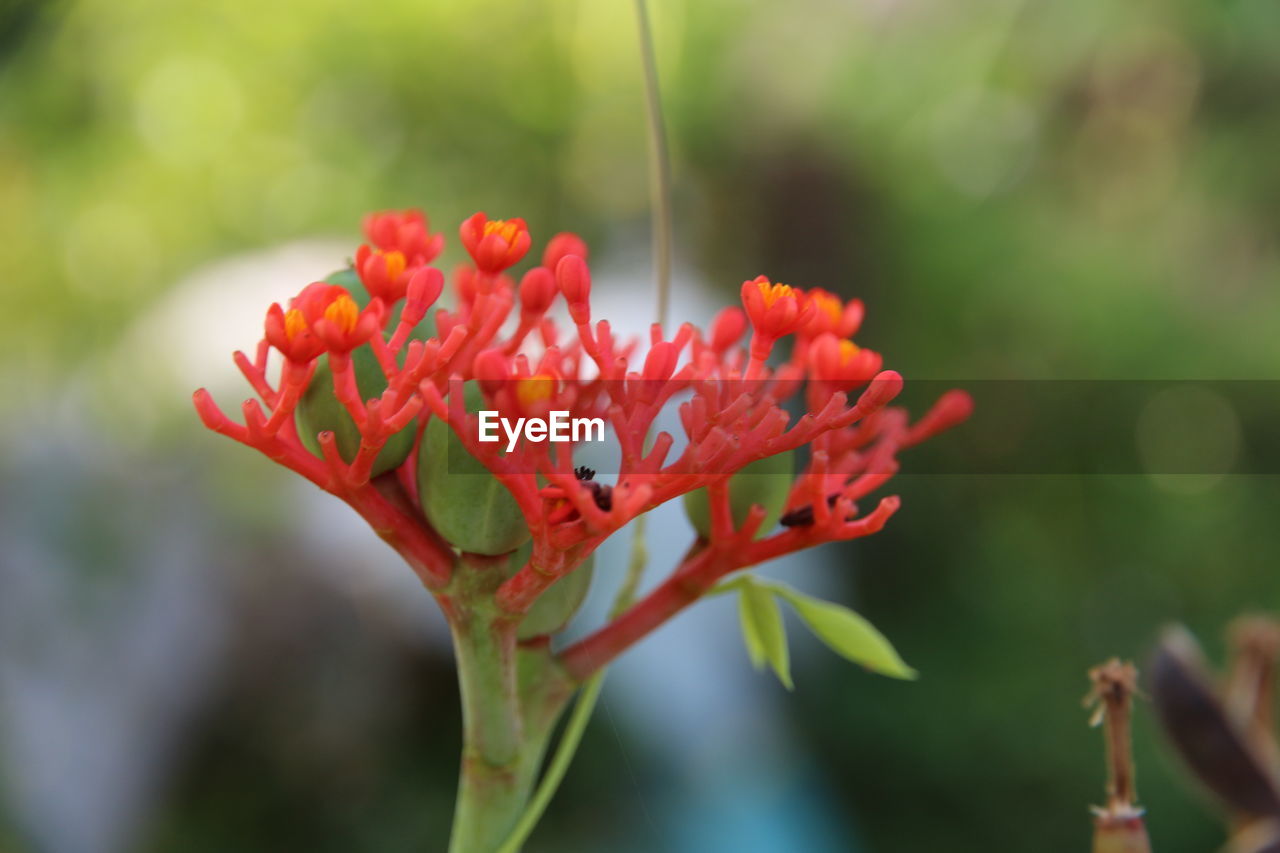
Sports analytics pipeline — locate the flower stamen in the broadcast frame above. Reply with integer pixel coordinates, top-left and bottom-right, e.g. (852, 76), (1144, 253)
(324, 294), (359, 335)
(756, 279), (796, 308)
(483, 219), (523, 247)
(284, 308), (307, 342)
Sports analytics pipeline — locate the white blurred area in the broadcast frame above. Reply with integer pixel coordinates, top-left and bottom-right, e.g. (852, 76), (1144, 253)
(121, 239), (351, 399)
(1, 236), (858, 852)
(110, 238), (454, 645)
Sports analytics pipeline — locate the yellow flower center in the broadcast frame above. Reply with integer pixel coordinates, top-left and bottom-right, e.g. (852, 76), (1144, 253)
(482, 219), (522, 247)
(323, 294), (359, 334)
(756, 279), (796, 308)
(515, 373), (556, 407)
(284, 308), (307, 341)
(838, 339), (860, 363)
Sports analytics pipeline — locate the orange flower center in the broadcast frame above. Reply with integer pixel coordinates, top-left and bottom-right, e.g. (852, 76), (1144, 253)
(811, 290), (842, 324)
(838, 339), (860, 363)
(515, 373), (557, 408)
(284, 308), (307, 341)
(382, 250), (407, 279)
(756, 279), (796, 308)
(482, 219), (522, 247)
(323, 294), (359, 334)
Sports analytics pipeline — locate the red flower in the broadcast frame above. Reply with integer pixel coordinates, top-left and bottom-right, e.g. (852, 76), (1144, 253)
(810, 333), (882, 389)
(354, 245), (414, 303)
(265, 303), (324, 364)
(803, 288), (863, 340)
(460, 212), (531, 274)
(741, 276), (813, 362)
(363, 208), (444, 263)
(296, 282), (382, 353)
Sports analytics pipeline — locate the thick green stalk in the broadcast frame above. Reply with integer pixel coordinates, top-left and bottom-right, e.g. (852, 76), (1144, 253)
(449, 616), (527, 852)
(446, 556), (574, 853)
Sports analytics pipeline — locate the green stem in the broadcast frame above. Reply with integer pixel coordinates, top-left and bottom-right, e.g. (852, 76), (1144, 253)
(612, 514), (649, 618)
(495, 520), (650, 851)
(448, 611), (532, 853)
(453, 614), (521, 764)
(446, 553), (574, 853)
(633, 0), (673, 328)
(457, 3), (669, 839)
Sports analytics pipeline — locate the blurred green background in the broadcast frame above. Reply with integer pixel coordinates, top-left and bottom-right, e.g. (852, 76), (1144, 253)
(2, 0), (1279, 850)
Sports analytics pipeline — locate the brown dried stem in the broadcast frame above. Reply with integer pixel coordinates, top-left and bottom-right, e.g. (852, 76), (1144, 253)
(1087, 658), (1152, 853)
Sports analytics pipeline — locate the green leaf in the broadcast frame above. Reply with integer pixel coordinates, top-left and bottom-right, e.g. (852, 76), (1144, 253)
(737, 577), (792, 689)
(773, 586), (917, 680)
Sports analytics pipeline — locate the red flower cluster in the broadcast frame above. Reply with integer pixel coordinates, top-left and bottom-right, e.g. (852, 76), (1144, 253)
(194, 209), (970, 679)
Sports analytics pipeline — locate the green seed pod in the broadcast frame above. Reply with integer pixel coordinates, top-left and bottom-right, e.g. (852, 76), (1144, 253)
(684, 450), (795, 539)
(295, 344), (415, 476)
(502, 543), (595, 640)
(417, 382), (531, 555)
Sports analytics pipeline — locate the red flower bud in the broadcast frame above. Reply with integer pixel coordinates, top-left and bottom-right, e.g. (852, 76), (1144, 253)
(642, 341), (678, 382)
(405, 266), (445, 311)
(473, 349), (511, 394)
(543, 232), (588, 270)
(709, 307), (747, 353)
(556, 255), (591, 324)
(857, 370), (905, 411)
(519, 266), (557, 315)
(907, 389), (974, 445)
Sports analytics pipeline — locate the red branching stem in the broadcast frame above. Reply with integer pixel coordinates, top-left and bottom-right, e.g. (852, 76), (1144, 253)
(369, 333), (399, 378)
(234, 349), (277, 405)
(558, 549), (722, 680)
(193, 381), (453, 590)
(557, 492), (899, 681)
(314, 431), (453, 587)
(329, 353), (368, 427)
(348, 480), (454, 589)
